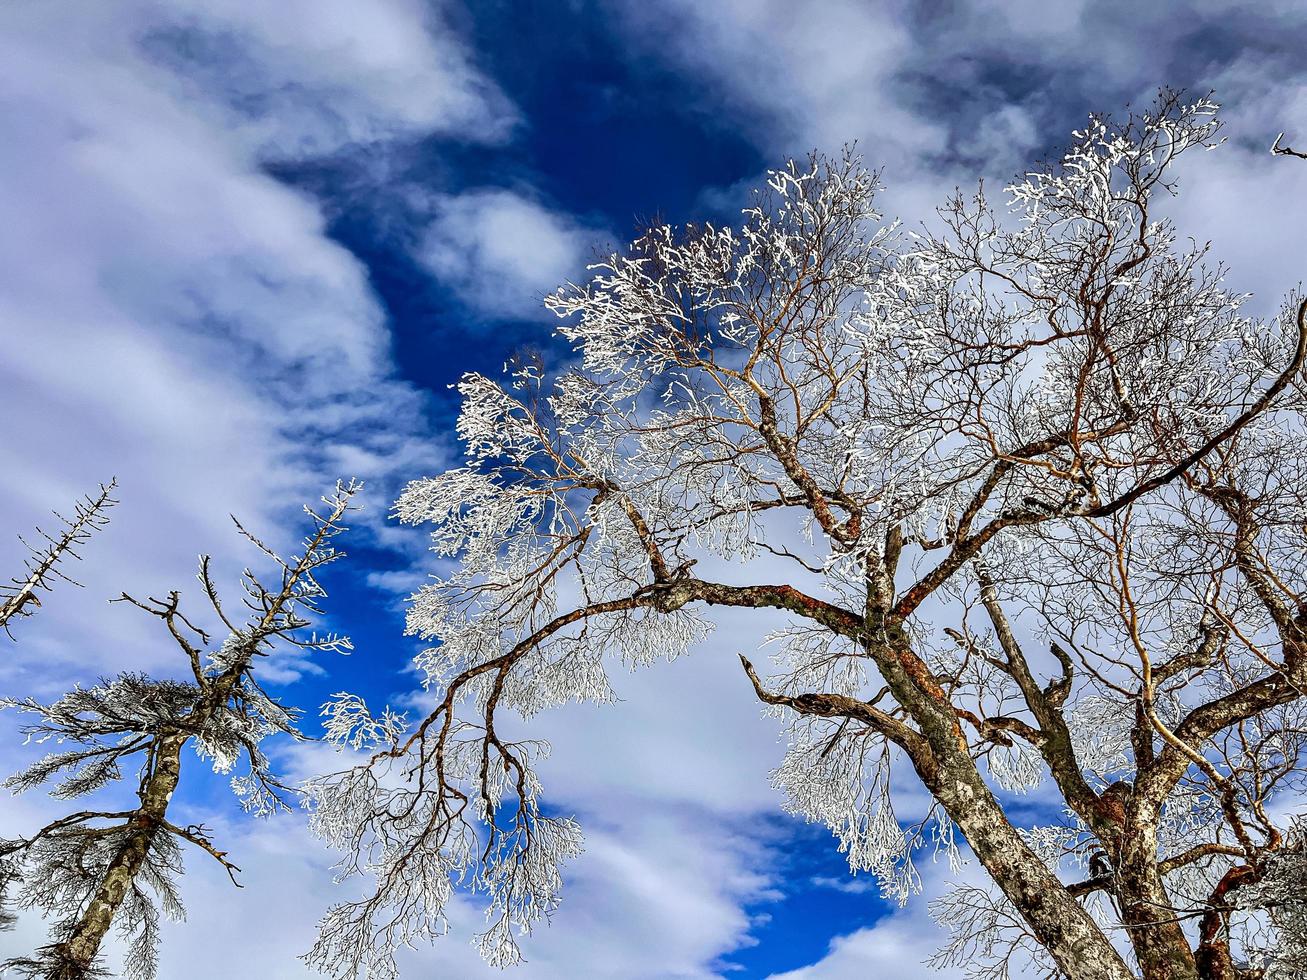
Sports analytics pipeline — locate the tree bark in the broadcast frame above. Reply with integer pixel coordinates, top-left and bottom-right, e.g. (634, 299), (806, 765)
(48, 733), (185, 977)
(861, 617), (1135, 980)
(924, 750), (1137, 980)
(1193, 865), (1256, 980)
(1114, 814), (1200, 980)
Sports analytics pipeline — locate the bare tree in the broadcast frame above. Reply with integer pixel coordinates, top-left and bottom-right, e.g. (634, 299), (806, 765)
(1, 481), (361, 980)
(305, 92), (1307, 980)
(1, 482), (118, 637)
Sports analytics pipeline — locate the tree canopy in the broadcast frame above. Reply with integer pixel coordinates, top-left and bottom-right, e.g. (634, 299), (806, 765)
(110, 91), (1307, 980)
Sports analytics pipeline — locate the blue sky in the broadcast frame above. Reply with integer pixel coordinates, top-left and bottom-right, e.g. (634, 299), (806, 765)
(2, 1), (1307, 977)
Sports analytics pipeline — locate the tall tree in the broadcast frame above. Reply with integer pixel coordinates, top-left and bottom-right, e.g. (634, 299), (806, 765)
(305, 93), (1307, 980)
(1, 482), (117, 636)
(1, 482), (361, 980)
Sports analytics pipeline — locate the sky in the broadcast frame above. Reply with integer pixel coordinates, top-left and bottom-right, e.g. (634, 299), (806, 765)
(1, 1), (1306, 977)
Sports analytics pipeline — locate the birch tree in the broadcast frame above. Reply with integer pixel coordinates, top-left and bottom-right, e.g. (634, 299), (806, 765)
(1, 482), (361, 980)
(306, 93), (1307, 980)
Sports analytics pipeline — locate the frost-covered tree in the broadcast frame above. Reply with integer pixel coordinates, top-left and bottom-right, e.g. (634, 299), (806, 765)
(1, 482), (361, 980)
(1, 482), (117, 637)
(307, 93), (1307, 980)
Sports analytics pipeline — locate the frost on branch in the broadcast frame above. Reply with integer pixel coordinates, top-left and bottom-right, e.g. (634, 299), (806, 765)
(1, 481), (361, 979)
(320, 693), (409, 751)
(308, 92), (1307, 980)
(0, 480), (117, 636)
(928, 882), (1056, 980)
(1235, 819), (1307, 979)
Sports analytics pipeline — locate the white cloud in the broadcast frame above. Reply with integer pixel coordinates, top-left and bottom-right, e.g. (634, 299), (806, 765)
(130, 803), (778, 980)
(0, 0), (493, 684)
(418, 189), (606, 319)
(766, 858), (999, 980)
(766, 918), (942, 980)
(809, 875), (878, 895)
(614, 0), (947, 171)
(524, 606), (790, 815)
(615, 0), (1307, 232)
(137, 0), (514, 158)
(954, 103), (1041, 171)
(8, 3), (1307, 978)
(0, 7), (789, 974)
(0, 746), (783, 978)
(1155, 58), (1307, 320)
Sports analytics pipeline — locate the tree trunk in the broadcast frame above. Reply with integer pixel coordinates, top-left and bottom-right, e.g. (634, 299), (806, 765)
(873, 629), (1135, 980)
(48, 733), (185, 977)
(1115, 816), (1200, 980)
(1193, 865), (1256, 980)
(925, 751), (1136, 980)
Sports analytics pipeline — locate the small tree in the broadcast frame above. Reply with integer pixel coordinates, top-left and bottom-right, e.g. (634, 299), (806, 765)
(305, 93), (1307, 980)
(1, 482), (118, 636)
(1, 482), (361, 980)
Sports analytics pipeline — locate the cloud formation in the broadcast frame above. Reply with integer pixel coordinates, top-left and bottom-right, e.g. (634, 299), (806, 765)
(418, 189), (606, 320)
(0, 0), (499, 684)
(5, 1), (1307, 978)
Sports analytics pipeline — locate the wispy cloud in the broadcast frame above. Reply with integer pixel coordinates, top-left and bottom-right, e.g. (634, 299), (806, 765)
(7, 2), (1307, 977)
(0, 0), (500, 682)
